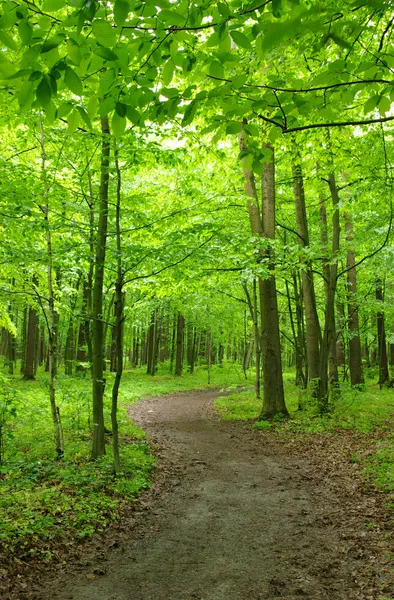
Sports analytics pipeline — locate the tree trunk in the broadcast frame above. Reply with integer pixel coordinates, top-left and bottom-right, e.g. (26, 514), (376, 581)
(76, 280), (89, 373)
(239, 125), (288, 418)
(23, 306), (37, 380)
(317, 164), (340, 411)
(39, 116), (63, 456)
(146, 309), (156, 375)
(292, 156), (321, 386)
(111, 143), (124, 474)
(175, 312), (184, 376)
(243, 279), (261, 398)
(376, 279), (389, 386)
(91, 116), (110, 459)
(344, 212), (364, 386)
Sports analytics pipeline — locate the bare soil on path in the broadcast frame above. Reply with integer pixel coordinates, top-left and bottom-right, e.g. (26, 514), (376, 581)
(35, 389), (393, 600)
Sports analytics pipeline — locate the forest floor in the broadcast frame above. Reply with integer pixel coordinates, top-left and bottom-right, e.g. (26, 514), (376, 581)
(25, 387), (394, 600)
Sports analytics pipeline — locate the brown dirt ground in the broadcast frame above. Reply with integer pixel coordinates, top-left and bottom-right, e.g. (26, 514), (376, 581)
(5, 389), (394, 600)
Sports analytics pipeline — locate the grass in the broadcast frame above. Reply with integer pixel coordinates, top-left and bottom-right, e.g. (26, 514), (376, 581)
(214, 370), (394, 496)
(0, 360), (247, 558)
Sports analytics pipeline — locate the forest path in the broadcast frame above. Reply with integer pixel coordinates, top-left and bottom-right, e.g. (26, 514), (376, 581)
(38, 389), (389, 600)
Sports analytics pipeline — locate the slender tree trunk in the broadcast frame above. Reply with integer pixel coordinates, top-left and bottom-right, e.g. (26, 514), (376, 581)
(91, 116), (110, 459)
(317, 162), (340, 411)
(243, 279), (261, 398)
(76, 280), (89, 373)
(146, 309), (156, 375)
(376, 279), (389, 386)
(344, 212), (364, 386)
(175, 312), (184, 376)
(39, 116), (63, 456)
(170, 313), (176, 373)
(111, 143), (124, 474)
(23, 305), (36, 380)
(292, 153), (321, 386)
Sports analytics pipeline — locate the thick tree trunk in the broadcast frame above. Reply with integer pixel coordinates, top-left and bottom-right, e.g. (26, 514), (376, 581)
(91, 116), (110, 459)
(344, 212), (364, 386)
(376, 279), (389, 386)
(239, 127), (287, 418)
(292, 157), (321, 385)
(175, 312), (184, 376)
(259, 144), (288, 418)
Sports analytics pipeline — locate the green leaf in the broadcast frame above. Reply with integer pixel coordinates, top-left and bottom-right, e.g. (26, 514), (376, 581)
(206, 33), (220, 47)
(114, 0), (130, 26)
(67, 109), (79, 133)
(36, 76), (52, 108)
(94, 46), (119, 61)
(92, 19), (117, 47)
(232, 74), (247, 89)
(126, 105), (140, 125)
(209, 60), (224, 79)
(42, 0), (66, 10)
(182, 100), (198, 126)
(218, 3), (231, 18)
(87, 95), (99, 119)
(162, 60), (174, 86)
(65, 66), (83, 96)
(363, 95), (378, 114)
(67, 39), (81, 66)
(0, 30), (18, 51)
(252, 157), (263, 176)
(272, 0), (282, 18)
(77, 105), (92, 129)
(269, 125), (281, 143)
(41, 34), (65, 53)
(18, 80), (34, 108)
(18, 20), (33, 46)
(57, 102), (73, 118)
(226, 121), (241, 134)
(6, 69), (31, 80)
(379, 96), (390, 116)
(245, 123), (259, 137)
(159, 10), (185, 25)
(112, 111), (126, 136)
(115, 101), (127, 117)
(230, 30), (252, 50)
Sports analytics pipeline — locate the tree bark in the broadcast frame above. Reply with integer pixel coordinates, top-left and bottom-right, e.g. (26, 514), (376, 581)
(344, 212), (364, 386)
(111, 143), (124, 474)
(175, 312), (184, 376)
(376, 279), (389, 386)
(91, 116), (110, 459)
(40, 116), (63, 456)
(239, 126), (288, 418)
(292, 154), (321, 385)
(317, 161), (340, 411)
(23, 305), (36, 380)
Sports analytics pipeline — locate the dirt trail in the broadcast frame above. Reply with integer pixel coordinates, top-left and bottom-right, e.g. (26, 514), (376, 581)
(37, 389), (392, 600)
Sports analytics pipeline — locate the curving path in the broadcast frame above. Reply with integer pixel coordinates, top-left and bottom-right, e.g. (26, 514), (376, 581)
(38, 389), (389, 600)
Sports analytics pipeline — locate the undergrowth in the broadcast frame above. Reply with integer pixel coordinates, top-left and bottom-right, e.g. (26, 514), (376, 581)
(0, 361), (246, 558)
